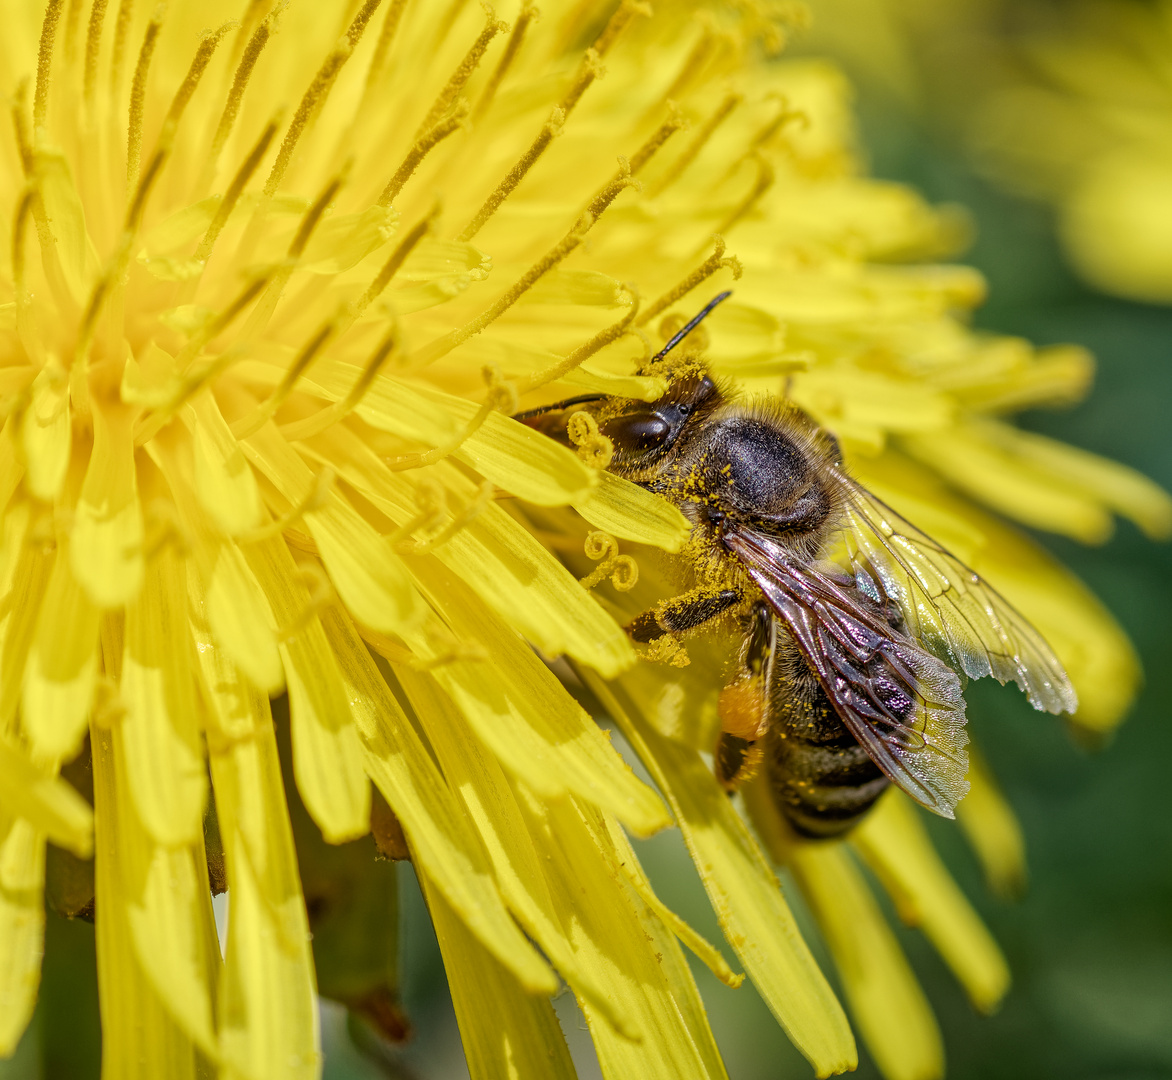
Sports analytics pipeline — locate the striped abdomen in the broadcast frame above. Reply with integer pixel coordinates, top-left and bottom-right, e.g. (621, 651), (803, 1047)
(766, 646), (888, 839)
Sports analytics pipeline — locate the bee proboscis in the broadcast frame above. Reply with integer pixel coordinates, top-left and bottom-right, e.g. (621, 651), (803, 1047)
(520, 294), (1077, 837)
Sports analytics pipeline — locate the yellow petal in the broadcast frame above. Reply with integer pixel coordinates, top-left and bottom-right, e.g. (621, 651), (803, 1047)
(21, 367), (70, 501)
(301, 205), (398, 274)
(902, 426), (1114, 544)
(980, 420), (1172, 541)
(243, 536), (370, 844)
(0, 501), (51, 732)
(303, 363), (596, 505)
(408, 559), (670, 836)
(600, 811), (744, 990)
(35, 150), (99, 305)
(0, 735), (93, 857)
(23, 537), (99, 762)
(954, 749), (1028, 900)
(71, 391), (144, 607)
(319, 605), (557, 996)
(184, 392), (262, 536)
(302, 427), (635, 675)
(242, 422), (421, 635)
(0, 416), (23, 512)
(786, 839), (944, 1080)
(91, 727), (207, 1078)
(590, 674), (857, 1078)
(202, 539), (285, 697)
(204, 651), (320, 1080)
(393, 661), (643, 1042)
(854, 793), (1011, 1014)
(419, 870), (578, 1080)
(150, 434), (283, 696)
(573, 471), (691, 552)
(545, 795), (731, 1079)
(121, 547), (206, 846)
(0, 817), (45, 1056)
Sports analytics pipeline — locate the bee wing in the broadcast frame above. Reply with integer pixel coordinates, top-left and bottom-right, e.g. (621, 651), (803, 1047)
(830, 470), (1078, 715)
(727, 528), (971, 818)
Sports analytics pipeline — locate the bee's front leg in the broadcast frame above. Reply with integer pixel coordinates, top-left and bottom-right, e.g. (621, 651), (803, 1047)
(625, 586), (742, 642)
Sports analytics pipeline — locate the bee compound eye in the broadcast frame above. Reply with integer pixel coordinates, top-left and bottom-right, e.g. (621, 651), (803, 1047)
(601, 413), (673, 452)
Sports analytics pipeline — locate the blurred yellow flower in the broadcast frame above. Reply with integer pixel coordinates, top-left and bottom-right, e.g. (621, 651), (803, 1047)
(0, 0), (1168, 1078)
(799, 0), (1172, 304)
(968, 0), (1172, 304)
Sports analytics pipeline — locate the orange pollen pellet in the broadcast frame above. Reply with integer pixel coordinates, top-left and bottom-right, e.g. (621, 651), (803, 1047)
(718, 677), (767, 740)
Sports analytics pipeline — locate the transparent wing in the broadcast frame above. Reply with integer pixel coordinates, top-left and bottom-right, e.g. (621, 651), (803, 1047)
(830, 469), (1078, 715)
(727, 529), (970, 818)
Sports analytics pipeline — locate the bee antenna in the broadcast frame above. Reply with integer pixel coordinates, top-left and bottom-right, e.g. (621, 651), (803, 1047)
(651, 291), (733, 362)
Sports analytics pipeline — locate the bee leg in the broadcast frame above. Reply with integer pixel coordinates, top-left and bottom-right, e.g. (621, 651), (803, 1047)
(625, 587), (742, 643)
(715, 604), (771, 791)
(715, 675), (768, 790)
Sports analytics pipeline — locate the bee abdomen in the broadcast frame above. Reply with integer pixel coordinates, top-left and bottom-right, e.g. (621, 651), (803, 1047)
(769, 732), (888, 838)
(768, 673), (888, 839)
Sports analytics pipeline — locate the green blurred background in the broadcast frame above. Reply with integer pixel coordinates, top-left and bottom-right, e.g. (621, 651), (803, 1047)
(7, 39), (1171, 1080)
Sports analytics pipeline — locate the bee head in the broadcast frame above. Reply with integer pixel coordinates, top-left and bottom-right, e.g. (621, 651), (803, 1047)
(594, 374), (720, 472)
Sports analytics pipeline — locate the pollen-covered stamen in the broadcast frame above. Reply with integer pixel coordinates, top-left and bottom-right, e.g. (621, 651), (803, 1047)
(86, 12), (232, 336)
(517, 290), (641, 394)
(349, 209), (436, 326)
(628, 107), (687, 174)
(202, 14), (276, 185)
(241, 168), (349, 338)
(82, 0), (110, 108)
(713, 153), (775, 240)
(11, 87), (80, 319)
(279, 326), (399, 443)
(401, 480), (494, 555)
(413, 7), (506, 142)
(745, 96), (808, 158)
(578, 530), (639, 591)
(261, 0), (384, 200)
(125, 8), (165, 186)
(107, 0), (134, 99)
(654, 15), (719, 108)
(456, 107), (564, 241)
(567, 411), (615, 471)
(362, 0), (411, 96)
(239, 467), (336, 546)
(190, 117), (280, 268)
(173, 273), (272, 374)
(76, 136), (177, 367)
(637, 237), (743, 328)
(459, 0), (649, 240)
(229, 319), (339, 440)
(385, 365), (517, 471)
(420, 171), (637, 365)
(384, 477), (447, 546)
(132, 271), (273, 444)
(647, 91), (742, 199)
(33, 0), (64, 134)
(379, 105), (469, 207)
(473, 0), (537, 119)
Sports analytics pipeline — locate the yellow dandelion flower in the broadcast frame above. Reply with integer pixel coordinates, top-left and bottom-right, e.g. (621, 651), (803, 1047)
(963, 0), (1172, 305)
(0, 0), (1167, 1078)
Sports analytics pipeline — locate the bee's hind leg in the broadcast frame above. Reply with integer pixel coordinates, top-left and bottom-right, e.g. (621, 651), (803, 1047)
(625, 587), (743, 643)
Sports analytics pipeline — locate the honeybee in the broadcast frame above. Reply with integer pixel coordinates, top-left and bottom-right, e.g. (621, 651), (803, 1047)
(521, 294), (1078, 838)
